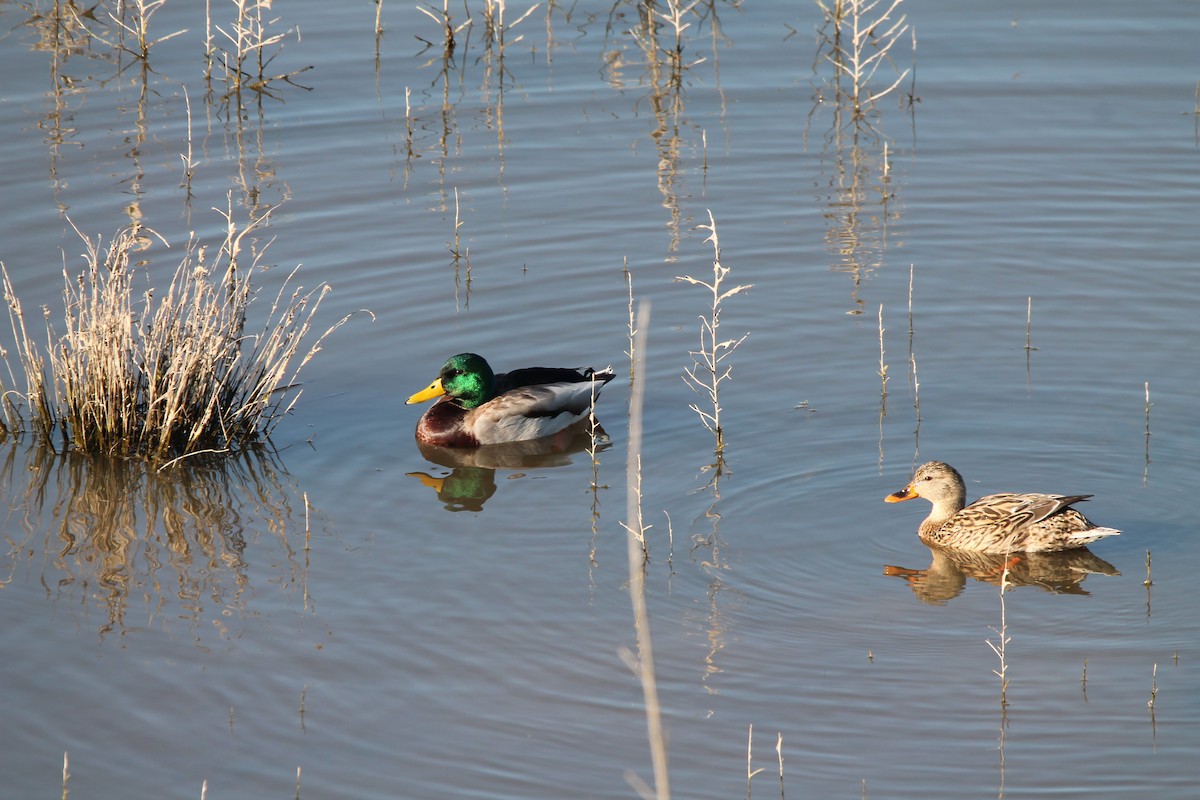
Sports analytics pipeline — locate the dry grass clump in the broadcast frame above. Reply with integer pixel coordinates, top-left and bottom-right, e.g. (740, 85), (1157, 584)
(1, 206), (345, 462)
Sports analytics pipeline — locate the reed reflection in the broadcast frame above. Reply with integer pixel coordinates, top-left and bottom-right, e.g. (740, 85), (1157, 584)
(810, 0), (915, 315)
(884, 545), (1119, 605)
(407, 424), (608, 512)
(605, 1), (730, 254)
(25, 0), (106, 206)
(0, 439), (312, 639)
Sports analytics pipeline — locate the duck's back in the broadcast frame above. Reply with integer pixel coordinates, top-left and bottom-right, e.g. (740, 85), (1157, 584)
(926, 492), (1116, 553)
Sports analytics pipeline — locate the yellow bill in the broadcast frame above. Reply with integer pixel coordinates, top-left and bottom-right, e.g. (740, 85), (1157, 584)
(406, 378), (446, 405)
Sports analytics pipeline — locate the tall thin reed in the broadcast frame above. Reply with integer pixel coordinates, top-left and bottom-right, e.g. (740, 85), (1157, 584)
(775, 733), (785, 799)
(622, 300), (652, 561)
(214, 0), (313, 103)
(1144, 548), (1153, 622)
(1144, 381), (1151, 483)
(816, 0), (912, 122)
(907, 264), (920, 427)
(621, 299), (669, 800)
(747, 725), (764, 798)
(416, 0), (472, 55)
(1024, 297), (1035, 351)
(676, 210), (751, 455)
(986, 561), (1012, 707)
(877, 303), (888, 468)
(108, 0), (187, 60)
(877, 303), (888, 397)
(745, 726), (784, 800)
(624, 260), (637, 381)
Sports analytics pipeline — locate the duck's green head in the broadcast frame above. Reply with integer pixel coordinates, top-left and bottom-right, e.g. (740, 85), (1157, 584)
(405, 353), (496, 409)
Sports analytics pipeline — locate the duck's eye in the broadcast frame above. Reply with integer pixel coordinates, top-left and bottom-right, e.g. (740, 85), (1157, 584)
(922, 475), (933, 481)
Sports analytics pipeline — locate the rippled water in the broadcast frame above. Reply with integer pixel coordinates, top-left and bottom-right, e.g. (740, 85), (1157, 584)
(1, 1), (1197, 797)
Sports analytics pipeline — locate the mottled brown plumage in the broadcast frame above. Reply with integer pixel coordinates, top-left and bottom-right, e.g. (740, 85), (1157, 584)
(884, 461), (1121, 553)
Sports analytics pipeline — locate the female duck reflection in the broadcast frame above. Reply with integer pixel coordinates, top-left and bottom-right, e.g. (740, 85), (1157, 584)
(883, 546), (1120, 605)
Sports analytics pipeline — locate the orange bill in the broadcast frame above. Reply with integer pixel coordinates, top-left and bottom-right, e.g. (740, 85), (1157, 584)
(885, 485), (917, 503)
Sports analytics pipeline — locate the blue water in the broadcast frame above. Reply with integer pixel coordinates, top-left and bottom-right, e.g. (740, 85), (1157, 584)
(0, 1), (1196, 797)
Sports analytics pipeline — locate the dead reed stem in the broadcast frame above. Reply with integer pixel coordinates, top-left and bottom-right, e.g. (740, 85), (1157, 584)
(1144, 381), (1151, 483)
(746, 726), (784, 800)
(107, 0), (187, 60)
(677, 210), (751, 455)
(986, 560), (1012, 707)
(1024, 296), (1034, 346)
(623, 300), (652, 558)
(625, 259), (636, 381)
(775, 733), (785, 799)
(747, 724), (764, 798)
(877, 303), (888, 398)
(1144, 548), (1153, 622)
(907, 265), (920, 442)
(817, 0), (912, 124)
(622, 299), (669, 800)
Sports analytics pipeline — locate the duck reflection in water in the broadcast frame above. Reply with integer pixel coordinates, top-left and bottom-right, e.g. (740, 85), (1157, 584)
(884, 545), (1120, 605)
(407, 422), (608, 512)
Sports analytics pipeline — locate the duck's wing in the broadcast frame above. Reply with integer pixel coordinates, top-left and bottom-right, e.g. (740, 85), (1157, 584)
(955, 492), (1082, 528)
(495, 365), (615, 394)
(951, 492), (1117, 552)
(468, 377), (610, 445)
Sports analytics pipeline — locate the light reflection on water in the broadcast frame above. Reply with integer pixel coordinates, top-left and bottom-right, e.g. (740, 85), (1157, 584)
(0, 439), (311, 640)
(0, 0), (1197, 798)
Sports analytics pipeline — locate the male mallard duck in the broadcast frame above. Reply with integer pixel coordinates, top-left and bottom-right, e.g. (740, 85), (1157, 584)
(405, 353), (615, 447)
(884, 461), (1120, 553)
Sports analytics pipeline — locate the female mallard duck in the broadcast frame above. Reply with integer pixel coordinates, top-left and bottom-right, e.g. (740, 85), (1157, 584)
(884, 461), (1120, 553)
(405, 353), (615, 447)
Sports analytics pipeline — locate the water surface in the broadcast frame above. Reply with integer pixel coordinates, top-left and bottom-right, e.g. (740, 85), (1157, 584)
(0, 1), (1196, 797)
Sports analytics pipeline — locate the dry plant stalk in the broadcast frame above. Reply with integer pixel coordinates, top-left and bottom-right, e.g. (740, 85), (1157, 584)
(1, 204), (351, 462)
(628, 0), (706, 82)
(1143, 381), (1151, 483)
(214, 0), (313, 101)
(107, 0), (188, 59)
(744, 725), (785, 800)
(620, 299), (669, 800)
(877, 303), (888, 393)
(986, 560), (1012, 707)
(416, 0), (472, 55)
(480, 0), (541, 49)
(676, 210), (751, 454)
(818, 0), (912, 119)
(747, 725), (764, 797)
(622, 300), (653, 560)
